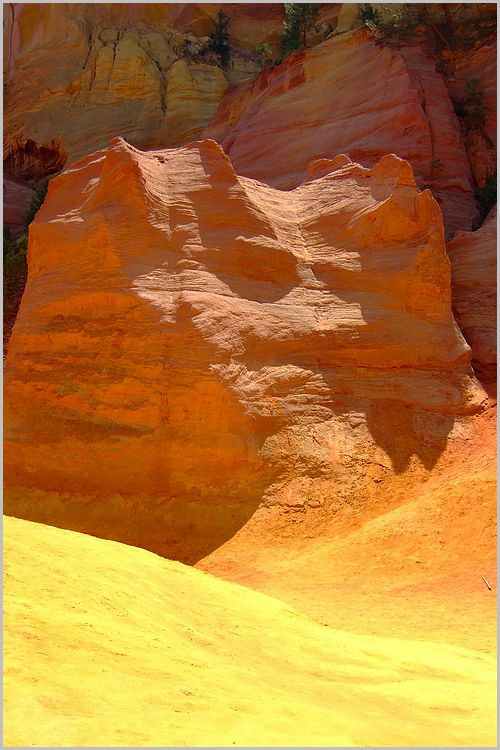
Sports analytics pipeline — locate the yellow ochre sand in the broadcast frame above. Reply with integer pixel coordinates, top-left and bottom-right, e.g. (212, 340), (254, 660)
(3, 515), (496, 747)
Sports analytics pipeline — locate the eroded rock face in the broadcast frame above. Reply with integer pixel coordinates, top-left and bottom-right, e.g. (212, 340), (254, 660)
(4, 138), (67, 182)
(4, 5), (228, 165)
(204, 31), (478, 238)
(5, 3), (280, 174)
(4, 139), (484, 562)
(447, 207), (497, 387)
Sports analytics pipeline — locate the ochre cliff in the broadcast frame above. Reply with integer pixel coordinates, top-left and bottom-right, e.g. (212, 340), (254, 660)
(203, 30), (480, 238)
(4, 4), (225, 167)
(3, 8), (496, 745)
(4, 138), (486, 563)
(3, 2), (287, 180)
(4, 4), (496, 243)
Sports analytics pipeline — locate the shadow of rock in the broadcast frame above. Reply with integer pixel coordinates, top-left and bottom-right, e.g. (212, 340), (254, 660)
(366, 399), (454, 473)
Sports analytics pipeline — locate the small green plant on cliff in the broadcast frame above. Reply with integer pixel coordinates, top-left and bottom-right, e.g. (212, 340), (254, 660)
(3, 227), (28, 272)
(475, 172), (497, 222)
(25, 181), (48, 226)
(431, 158), (445, 178)
(359, 3), (419, 38)
(208, 10), (231, 68)
(459, 77), (488, 130)
(4, 182), (48, 273)
(280, 3), (319, 58)
(256, 41), (273, 65)
(359, 3), (379, 29)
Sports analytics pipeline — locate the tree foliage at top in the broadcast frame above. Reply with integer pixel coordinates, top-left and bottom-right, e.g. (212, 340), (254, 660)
(208, 9), (231, 68)
(280, 4), (319, 58)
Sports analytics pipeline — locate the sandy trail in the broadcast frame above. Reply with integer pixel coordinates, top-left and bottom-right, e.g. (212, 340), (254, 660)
(3, 515), (496, 747)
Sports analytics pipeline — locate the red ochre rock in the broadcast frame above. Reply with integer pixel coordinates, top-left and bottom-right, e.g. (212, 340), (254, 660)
(4, 138), (485, 562)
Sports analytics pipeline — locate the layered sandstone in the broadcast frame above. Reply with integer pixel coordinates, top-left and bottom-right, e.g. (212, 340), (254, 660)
(3, 4), (227, 167)
(447, 207), (497, 386)
(204, 31), (478, 237)
(4, 138), (485, 562)
(3, 2), (288, 181)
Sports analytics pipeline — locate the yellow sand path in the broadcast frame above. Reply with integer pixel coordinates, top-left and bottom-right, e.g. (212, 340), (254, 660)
(3, 515), (496, 747)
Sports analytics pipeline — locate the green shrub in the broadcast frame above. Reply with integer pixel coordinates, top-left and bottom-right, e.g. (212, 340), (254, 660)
(4, 181), (47, 274)
(256, 42), (272, 64)
(280, 3), (319, 58)
(3, 228), (28, 272)
(208, 10), (231, 68)
(463, 77), (488, 128)
(475, 172), (497, 220)
(359, 3), (418, 38)
(359, 3), (379, 27)
(25, 181), (48, 226)
(454, 77), (488, 131)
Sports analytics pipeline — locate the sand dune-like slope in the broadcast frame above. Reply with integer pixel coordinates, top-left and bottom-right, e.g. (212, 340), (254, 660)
(3, 515), (496, 748)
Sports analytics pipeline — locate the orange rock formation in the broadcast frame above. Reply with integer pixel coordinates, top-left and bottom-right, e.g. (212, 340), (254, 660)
(3, 7), (496, 745)
(4, 137), (486, 564)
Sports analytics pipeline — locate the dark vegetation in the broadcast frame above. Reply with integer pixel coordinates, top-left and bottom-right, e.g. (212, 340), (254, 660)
(4, 182), (48, 354)
(207, 9), (231, 68)
(4, 182), (47, 272)
(452, 77), (489, 133)
(475, 173), (497, 223)
(255, 42), (273, 66)
(359, 3), (496, 52)
(280, 3), (319, 58)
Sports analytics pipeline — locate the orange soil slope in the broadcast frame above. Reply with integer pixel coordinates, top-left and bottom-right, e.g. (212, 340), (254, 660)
(3, 515), (497, 748)
(199, 404), (497, 655)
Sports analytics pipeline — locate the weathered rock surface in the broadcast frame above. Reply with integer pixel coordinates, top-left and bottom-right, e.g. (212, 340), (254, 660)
(3, 2), (286, 181)
(447, 207), (497, 386)
(3, 3), (228, 167)
(204, 31), (478, 238)
(4, 138), (485, 562)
